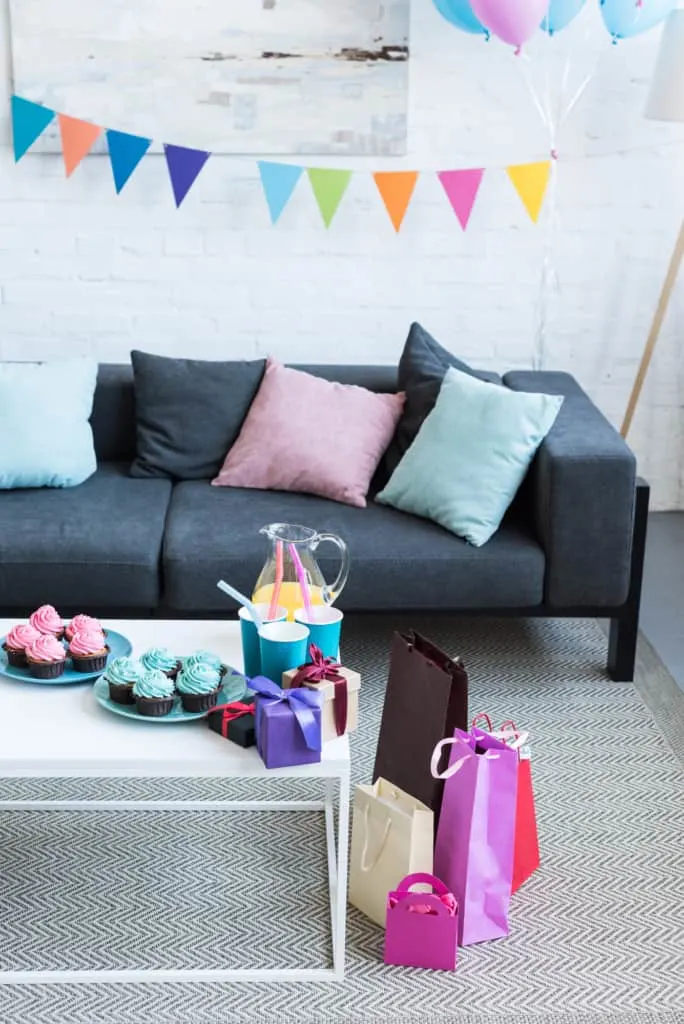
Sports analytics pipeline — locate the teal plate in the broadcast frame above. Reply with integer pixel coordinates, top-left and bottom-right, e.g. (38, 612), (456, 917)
(0, 630), (132, 686)
(93, 668), (248, 723)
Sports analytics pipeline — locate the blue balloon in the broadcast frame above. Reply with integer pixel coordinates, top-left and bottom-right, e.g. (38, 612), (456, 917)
(543, 0), (587, 34)
(600, 0), (675, 39)
(432, 0), (488, 35)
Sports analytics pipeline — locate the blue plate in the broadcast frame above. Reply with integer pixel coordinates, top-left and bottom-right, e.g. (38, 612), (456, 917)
(92, 667), (248, 723)
(0, 630), (133, 686)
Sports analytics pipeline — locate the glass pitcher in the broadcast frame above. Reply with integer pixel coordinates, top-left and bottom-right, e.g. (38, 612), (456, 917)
(253, 523), (350, 620)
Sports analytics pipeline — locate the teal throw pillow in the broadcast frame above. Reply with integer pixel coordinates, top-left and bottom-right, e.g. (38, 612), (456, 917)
(0, 359), (98, 489)
(377, 367), (563, 547)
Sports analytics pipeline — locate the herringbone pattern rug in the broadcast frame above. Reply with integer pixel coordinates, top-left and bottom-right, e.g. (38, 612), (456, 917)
(0, 616), (683, 1023)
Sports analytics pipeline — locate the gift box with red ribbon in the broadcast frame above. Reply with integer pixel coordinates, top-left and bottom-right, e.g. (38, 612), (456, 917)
(207, 698), (256, 748)
(282, 643), (361, 743)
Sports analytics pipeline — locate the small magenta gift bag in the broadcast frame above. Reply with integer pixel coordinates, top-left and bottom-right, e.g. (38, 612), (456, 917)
(384, 873), (458, 971)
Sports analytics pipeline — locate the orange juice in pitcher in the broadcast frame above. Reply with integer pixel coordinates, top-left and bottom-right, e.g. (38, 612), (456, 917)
(253, 524), (349, 621)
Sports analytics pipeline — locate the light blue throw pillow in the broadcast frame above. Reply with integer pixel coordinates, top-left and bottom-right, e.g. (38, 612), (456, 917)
(377, 367), (563, 547)
(0, 359), (98, 489)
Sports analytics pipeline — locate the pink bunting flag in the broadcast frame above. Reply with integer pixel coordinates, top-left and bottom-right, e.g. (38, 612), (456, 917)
(438, 169), (485, 230)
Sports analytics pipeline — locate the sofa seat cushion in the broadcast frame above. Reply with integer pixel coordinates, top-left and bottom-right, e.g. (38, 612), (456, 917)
(163, 483), (545, 612)
(0, 464), (172, 611)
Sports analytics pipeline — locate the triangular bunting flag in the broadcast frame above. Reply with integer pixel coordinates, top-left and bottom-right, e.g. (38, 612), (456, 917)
(164, 144), (211, 208)
(58, 115), (103, 177)
(438, 168), (485, 230)
(307, 169), (352, 228)
(506, 161), (551, 223)
(258, 161), (304, 224)
(373, 172), (419, 232)
(11, 95), (55, 161)
(106, 130), (152, 193)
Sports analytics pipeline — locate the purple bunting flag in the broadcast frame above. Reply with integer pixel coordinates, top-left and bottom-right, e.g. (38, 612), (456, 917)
(163, 144), (211, 207)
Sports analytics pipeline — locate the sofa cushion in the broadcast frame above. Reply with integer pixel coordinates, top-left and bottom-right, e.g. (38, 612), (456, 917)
(130, 351), (266, 480)
(0, 464), (172, 610)
(212, 359), (405, 508)
(163, 483), (545, 612)
(0, 359), (98, 489)
(385, 322), (503, 474)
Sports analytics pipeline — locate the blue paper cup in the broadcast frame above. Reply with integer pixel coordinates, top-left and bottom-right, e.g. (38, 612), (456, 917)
(294, 606), (343, 661)
(239, 604), (287, 678)
(258, 621), (311, 685)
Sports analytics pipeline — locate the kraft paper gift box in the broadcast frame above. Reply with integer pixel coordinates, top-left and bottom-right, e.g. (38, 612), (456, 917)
(282, 644), (360, 743)
(207, 698), (256, 748)
(249, 675), (323, 770)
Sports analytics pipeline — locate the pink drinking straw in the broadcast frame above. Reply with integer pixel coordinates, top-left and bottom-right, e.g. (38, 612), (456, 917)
(268, 540), (284, 620)
(289, 542), (313, 621)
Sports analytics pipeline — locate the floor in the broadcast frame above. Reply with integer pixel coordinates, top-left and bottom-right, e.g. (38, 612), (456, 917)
(641, 511), (684, 691)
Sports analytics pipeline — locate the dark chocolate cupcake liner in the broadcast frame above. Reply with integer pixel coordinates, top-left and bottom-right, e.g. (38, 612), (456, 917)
(3, 645), (28, 669)
(135, 695), (175, 717)
(27, 659), (66, 680)
(178, 688), (221, 714)
(108, 681), (136, 706)
(71, 647), (110, 674)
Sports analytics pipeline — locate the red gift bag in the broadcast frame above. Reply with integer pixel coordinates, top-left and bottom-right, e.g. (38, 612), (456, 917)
(472, 714), (540, 893)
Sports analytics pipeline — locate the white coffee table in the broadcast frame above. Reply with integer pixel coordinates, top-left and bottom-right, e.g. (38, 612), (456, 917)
(0, 619), (351, 984)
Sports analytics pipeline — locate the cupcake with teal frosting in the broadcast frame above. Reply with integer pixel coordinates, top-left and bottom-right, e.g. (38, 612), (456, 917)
(176, 661), (222, 713)
(141, 647), (181, 681)
(133, 668), (176, 717)
(105, 656), (146, 706)
(184, 650), (226, 678)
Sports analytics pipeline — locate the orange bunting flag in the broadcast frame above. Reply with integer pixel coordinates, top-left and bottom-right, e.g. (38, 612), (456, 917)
(373, 171), (419, 232)
(506, 161), (551, 223)
(58, 114), (103, 177)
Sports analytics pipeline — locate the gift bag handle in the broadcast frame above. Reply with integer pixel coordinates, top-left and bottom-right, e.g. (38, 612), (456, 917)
(394, 872), (451, 895)
(492, 728), (530, 750)
(359, 803), (392, 874)
(471, 712), (493, 732)
(389, 893), (453, 918)
(430, 738), (470, 780)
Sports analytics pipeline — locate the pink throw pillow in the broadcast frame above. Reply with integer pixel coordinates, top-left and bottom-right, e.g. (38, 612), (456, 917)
(212, 360), (405, 508)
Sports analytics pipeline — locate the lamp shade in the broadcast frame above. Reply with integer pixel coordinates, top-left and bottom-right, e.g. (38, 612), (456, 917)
(645, 9), (684, 122)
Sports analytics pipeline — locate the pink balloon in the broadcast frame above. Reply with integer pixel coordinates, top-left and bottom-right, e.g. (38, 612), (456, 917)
(470, 0), (550, 48)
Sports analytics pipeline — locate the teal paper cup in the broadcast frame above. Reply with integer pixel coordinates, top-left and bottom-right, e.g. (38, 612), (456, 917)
(239, 604), (287, 679)
(294, 606), (343, 661)
(258, 621), (310, 685)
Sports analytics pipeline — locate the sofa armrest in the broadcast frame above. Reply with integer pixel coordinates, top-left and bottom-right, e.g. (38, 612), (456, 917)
(503, 371), (637, 608)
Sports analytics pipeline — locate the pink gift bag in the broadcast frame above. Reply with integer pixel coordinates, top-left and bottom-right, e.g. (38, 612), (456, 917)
(384, 872), (459, 971)
(431, 729), (519, 946)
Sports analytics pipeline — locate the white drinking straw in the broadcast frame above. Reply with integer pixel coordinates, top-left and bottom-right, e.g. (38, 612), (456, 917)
(216, 580), (263, 630)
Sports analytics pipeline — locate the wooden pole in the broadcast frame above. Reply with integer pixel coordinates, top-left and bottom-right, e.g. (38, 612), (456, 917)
(621, 217), (684, 439)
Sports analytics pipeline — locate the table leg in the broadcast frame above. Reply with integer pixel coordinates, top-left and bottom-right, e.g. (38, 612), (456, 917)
(325, 773), (350, 980)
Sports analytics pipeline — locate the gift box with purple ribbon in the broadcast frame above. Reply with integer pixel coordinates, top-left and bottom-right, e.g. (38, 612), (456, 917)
(282, 644), (360, 743)
(207, 698), (256, 748)
(249, 675), (324, 769)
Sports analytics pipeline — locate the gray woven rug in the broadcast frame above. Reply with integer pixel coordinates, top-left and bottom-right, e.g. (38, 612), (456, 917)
(0, 616), (683, 1024)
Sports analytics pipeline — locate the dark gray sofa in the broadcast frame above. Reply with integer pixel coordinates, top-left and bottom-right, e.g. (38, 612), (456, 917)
(0, 363), (647, 681)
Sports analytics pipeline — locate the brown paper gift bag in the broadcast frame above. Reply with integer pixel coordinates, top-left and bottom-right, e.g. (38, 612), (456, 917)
(348, 778), (434, 927)
(373, 631), (468, 824)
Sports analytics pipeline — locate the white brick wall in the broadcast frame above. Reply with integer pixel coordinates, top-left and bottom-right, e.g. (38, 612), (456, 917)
(1, 2), (683, 508)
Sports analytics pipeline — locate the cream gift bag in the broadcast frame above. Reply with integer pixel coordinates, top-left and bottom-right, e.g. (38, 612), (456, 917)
(349, 778), (434, 927)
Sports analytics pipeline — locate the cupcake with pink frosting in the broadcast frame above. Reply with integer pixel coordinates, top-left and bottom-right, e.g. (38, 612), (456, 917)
(65, 614), (104, 642)
(29, 605), (65, 640)
(68, 627), (109, 673)
(2, 623), (42, 668)
(26, 635), (67, 679)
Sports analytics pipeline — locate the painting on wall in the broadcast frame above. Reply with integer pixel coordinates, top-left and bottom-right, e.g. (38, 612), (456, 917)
(8, 0), (410, 156)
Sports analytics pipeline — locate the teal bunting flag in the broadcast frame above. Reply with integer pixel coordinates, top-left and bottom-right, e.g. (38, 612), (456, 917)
(11, 95), (55, 161)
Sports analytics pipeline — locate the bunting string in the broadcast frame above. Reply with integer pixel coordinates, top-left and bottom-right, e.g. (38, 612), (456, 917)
(10, 94), (683, 228)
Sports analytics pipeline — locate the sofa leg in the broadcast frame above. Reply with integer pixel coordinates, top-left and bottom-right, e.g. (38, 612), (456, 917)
(606, 478), (650, 682)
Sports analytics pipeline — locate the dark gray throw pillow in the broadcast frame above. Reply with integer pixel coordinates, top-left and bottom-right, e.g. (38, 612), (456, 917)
(385, 322), (492, 474)
(129, 351), (266, 480)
